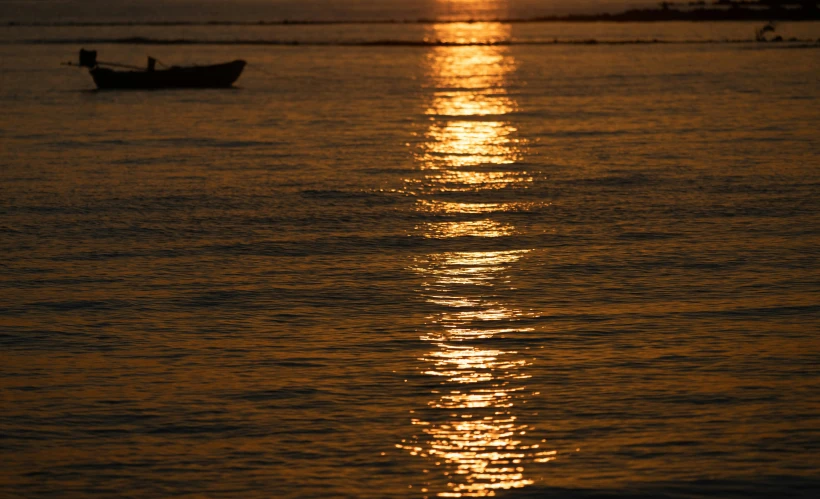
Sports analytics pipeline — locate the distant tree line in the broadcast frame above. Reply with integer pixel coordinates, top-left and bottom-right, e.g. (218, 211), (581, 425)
(659, 0), (818, 9)
(533, 0), (820, 21)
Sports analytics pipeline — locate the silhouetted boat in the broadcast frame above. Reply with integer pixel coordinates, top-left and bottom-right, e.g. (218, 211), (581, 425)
(75, 49), (246, 89)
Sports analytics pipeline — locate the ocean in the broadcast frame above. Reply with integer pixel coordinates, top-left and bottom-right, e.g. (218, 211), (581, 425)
(1, 5), (819, 498)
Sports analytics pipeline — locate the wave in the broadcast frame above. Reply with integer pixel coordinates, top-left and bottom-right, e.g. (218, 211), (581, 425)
(11, 37), (820, 47)
(16, 20), (464, 27)
(5, 13), (820, 26)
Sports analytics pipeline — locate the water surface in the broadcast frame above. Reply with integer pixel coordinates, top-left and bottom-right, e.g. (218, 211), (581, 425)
(1, 19), (819, 499)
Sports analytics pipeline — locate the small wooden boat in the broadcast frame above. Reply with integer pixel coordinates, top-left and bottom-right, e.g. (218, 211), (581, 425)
(76, 49), (246, 90)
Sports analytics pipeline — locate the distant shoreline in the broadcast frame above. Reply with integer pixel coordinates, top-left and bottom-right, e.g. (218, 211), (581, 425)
(6, 6), (820, 26)
(544, 5), (820, 23)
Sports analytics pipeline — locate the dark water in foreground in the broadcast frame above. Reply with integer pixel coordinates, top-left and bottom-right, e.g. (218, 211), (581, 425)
(1, 20), (819, 499)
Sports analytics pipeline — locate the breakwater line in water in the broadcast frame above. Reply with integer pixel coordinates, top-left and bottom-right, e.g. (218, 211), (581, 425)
(13, 37), (820, 46)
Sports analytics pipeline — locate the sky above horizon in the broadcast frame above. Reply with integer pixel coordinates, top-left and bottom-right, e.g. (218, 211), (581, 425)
(0, 1), (670, 23)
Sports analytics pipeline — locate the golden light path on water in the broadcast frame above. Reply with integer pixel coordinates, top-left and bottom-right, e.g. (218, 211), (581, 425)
(400, 20), (555, 498)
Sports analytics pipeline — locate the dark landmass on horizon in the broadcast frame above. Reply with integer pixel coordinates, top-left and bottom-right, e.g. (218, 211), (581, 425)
(6, 0), (820, 26)
(546, 0), (820, 22)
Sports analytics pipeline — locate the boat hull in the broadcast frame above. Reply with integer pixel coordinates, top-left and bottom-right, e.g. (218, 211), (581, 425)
(90, 60), (246, 89)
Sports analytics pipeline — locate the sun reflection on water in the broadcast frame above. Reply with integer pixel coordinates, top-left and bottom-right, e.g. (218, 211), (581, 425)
(400, 21), (554, 491)
(402, 249), (556, 495)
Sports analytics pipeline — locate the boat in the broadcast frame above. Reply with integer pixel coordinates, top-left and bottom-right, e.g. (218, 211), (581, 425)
(76, 49), (246, 90)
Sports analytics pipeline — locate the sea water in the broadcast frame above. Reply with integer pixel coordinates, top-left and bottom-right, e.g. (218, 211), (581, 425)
(1, 11), (819, 499)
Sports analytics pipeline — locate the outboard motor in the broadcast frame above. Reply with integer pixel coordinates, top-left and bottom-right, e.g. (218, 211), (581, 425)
(79, 49), (97, 68)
